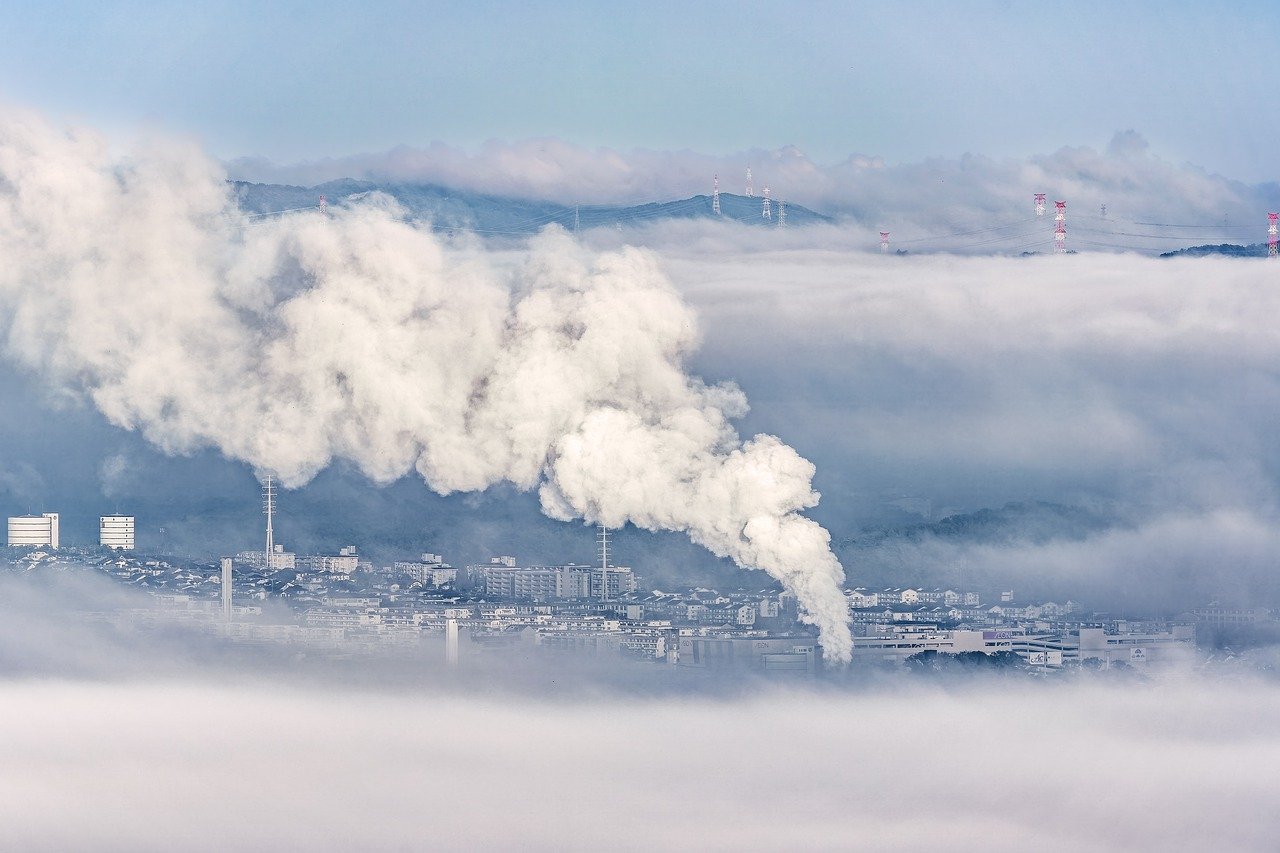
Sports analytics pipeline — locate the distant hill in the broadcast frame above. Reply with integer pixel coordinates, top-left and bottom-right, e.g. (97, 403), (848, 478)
(836, 501), (1112, 551)
(1159, 243), (1270, 258)
(230, 179), (833, 234)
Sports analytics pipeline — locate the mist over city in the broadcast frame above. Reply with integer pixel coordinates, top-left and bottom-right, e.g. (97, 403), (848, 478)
(1, 2), (1279, 849)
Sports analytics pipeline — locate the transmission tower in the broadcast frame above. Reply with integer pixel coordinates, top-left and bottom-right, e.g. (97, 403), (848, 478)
(777, 200), (786, 227)
(880, 231), (890, 253)
(746, 167), (754, 197)
(573, 205), (580, 233)
(1270, 213), (1278, 257)
(318, 195), (327, 216)
(762, 186), (771, 220)
(1100, 203), (1107, 219)
(597, 523), (611, 602)
(1054, 201), (1067, 254)
(1034, 193), (1046, 216)
(262, 475), (276, 569)
(712, 175), (721, 215)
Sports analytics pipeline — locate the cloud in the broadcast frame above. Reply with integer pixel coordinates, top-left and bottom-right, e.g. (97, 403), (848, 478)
(227, 133), (1279, 254)
(641, 248), (1280, 605)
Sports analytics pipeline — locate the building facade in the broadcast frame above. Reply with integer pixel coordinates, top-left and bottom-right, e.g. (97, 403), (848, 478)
(100, 515), (135, 550)
(8, 512), (59, 548)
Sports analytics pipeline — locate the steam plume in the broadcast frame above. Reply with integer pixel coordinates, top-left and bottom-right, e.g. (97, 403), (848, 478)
(0, 110), (853, 661)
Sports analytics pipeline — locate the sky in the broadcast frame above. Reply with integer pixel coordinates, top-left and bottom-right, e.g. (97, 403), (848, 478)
(2, 1), (1277, 182)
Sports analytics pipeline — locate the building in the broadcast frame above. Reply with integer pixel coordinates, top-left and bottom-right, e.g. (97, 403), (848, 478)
(234, 543), (296, 571)
(100, 515), (135, 550)
(676, 635), (818, 673)
(849, 623), (1195, 668)
(393, 554), (458, 586)
(8, 513), (59, 548)
(481, 563), (636, 601)
(298, 547), (359, 574)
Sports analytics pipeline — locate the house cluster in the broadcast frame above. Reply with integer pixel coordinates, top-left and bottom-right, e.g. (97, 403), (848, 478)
(847, 587), (1081, 631)
(6, 545), (1268, 674)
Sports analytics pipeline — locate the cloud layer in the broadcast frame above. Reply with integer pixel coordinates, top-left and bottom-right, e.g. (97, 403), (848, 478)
(229, 132), (1279, 254)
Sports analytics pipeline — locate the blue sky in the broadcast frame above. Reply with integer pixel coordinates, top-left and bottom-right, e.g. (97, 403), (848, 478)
(2, 0), (1276, 180)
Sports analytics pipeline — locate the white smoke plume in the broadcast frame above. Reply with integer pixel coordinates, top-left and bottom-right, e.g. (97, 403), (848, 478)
(0, 109), (852, 660)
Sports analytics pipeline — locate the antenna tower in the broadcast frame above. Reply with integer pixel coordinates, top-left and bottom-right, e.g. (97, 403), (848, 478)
(880, 231), (890, 253)
(1034, 193), (1046, 216)
(746, 167), (754, 197)
(1270, 213), (1278, 257)
(262, 475), (275, 569)
(597, 523), (611, 602)
(1053, 201), (1067, 254)
(762, 186), (771, 220)
(712, 175), (721, 215)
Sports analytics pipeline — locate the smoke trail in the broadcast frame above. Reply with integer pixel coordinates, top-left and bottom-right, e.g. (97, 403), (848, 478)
(0, 109), (853, 661)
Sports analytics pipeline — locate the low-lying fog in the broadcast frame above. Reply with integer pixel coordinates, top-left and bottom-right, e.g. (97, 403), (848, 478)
(1, 675), (1276, 851)
(0, 573), (1277, 850)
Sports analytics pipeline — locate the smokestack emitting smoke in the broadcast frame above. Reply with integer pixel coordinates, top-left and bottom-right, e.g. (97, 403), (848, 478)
(0, 110), (853, 662)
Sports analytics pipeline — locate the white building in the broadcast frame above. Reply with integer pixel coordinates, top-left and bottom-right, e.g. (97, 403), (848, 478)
(234, 543), (296, 570)
(299, 547), (359, 574)
(8, 513), (59, 548)
(393, 554), (458, 586)
(100, 515), (135, 550)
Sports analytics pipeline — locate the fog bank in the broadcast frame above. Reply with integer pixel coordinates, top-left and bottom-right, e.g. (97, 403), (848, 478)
(0, 677), (1275, 850)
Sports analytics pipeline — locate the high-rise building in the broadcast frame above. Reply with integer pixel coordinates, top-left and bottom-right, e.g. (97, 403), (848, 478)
(100, 515), (135, 550)
(8, 512), (59, 548)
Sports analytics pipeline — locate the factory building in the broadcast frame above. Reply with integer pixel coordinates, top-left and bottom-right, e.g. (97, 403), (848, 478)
(8, 512), (59, 548)
(850, 623), (1195, 668)
(100, 515), (135, 550)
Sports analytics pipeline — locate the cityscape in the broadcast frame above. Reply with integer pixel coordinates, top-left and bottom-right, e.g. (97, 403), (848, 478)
(8, 481), (1271, 678)
(3, 3), (1280, 850)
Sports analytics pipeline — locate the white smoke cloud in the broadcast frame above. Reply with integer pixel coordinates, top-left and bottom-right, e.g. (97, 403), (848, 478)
(0, 109), (853, 660)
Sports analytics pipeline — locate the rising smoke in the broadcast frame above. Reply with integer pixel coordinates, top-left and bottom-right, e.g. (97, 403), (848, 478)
(0, 109), (853, 660)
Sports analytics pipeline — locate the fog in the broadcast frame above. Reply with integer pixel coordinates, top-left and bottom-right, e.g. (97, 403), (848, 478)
(228, 131), (1278, 243)
(0, 570), (1276, 849)
(0, 675), (1276, 850)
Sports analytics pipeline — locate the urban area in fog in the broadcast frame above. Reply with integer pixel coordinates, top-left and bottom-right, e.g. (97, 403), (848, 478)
(3, 2), (1280, 850)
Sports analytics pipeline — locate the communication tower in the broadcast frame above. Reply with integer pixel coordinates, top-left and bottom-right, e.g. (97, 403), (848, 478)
(262, 475), (276, 569)
(597, 522), (611, 601)
(1034, 193), (1046, 216)
(880, 231), (890, 253)
(1270, 213), (1278, 257)
(762, 186), (771, 220)
(746, 167), (754, 197)
(712, 175), (721, 215)
(1053, 201), (1067, 254)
